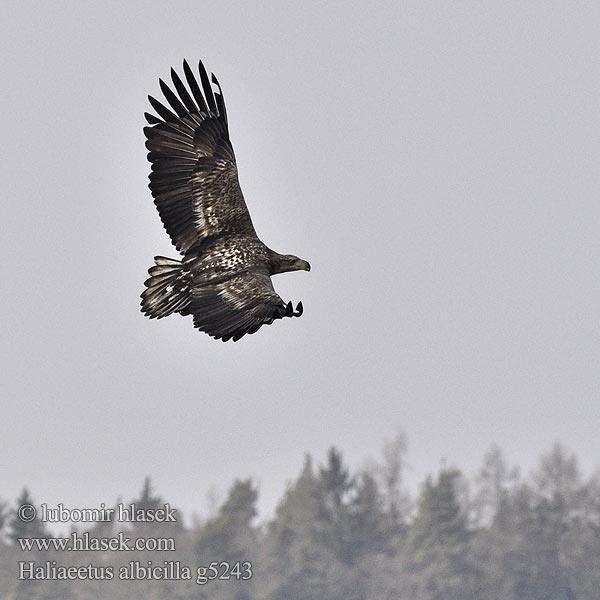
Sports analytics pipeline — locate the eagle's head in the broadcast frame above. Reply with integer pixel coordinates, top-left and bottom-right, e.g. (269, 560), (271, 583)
(270, 253), (311, 275)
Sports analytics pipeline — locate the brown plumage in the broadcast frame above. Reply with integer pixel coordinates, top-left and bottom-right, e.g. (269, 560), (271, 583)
(141, 60), (310, 342)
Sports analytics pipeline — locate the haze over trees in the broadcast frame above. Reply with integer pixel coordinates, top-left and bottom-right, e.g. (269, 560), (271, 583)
(1, 438), (598, 600)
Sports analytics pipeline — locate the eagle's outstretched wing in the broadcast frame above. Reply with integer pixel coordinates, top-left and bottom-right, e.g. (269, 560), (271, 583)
(190, 271), (302, 342)
(144, 60), (256, 254)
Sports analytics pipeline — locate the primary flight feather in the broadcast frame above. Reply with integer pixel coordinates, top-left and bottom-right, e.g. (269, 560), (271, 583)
(141, 60), (310, 342)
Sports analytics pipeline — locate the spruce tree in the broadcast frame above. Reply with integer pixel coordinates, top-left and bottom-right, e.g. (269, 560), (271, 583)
(404, 470), (479, 600)
(7, 488), (47, 544)
(195, 479), (258, 563)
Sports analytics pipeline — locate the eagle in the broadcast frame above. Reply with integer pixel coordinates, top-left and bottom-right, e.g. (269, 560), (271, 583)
(140, 60), (310, 342)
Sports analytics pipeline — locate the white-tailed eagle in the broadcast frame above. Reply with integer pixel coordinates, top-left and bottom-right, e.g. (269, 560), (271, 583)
(141, 60), (310, 342)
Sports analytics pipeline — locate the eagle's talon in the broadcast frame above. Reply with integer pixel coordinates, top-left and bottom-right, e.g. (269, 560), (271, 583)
(285, 302), (293, 317)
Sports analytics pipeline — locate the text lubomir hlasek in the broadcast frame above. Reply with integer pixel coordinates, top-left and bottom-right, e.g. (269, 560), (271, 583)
(40, 503), (177, 523)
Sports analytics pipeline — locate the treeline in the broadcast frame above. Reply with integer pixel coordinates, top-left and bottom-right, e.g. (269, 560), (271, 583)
(1, 438), (599, 600)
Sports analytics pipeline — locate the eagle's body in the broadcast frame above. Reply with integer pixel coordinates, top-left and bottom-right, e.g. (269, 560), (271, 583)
(141, 60), (309, 342)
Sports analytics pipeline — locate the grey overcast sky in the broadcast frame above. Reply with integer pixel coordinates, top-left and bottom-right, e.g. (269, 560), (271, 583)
(2, 1), (599, 521)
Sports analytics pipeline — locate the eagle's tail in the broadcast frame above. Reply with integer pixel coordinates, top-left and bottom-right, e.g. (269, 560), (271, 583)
(141, 256), (192, 319)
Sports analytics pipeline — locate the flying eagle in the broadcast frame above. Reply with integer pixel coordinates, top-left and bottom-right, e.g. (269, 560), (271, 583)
(141, 60), (310, 342)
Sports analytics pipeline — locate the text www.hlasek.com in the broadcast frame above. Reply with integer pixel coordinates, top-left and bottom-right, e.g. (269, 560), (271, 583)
(18, 532), (175, 552)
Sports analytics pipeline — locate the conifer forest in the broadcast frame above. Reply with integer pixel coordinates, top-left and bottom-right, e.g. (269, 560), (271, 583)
(1, 439), (598, 600)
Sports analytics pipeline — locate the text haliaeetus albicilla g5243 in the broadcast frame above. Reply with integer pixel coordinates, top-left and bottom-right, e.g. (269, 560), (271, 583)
(140, 60), (310, 342)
